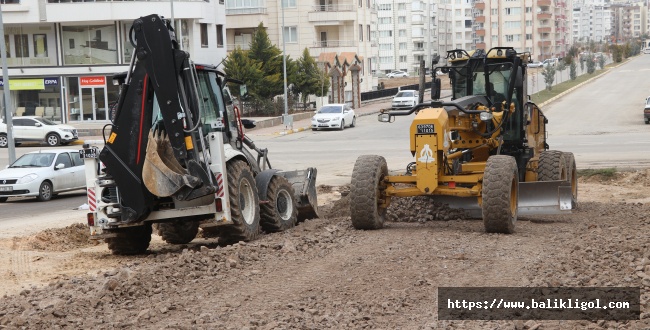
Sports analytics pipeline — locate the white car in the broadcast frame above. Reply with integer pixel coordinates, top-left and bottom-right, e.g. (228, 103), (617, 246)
(527, 61), (544, 68)
(386, 70), (408, 78)
(311, 104), (356, 131)
(392, 90), (419, 109)
(0, 149), (86, 202)
(0, 116), (78, 147)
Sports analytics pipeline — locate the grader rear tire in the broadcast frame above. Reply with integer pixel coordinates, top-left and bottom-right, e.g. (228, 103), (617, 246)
(106, 224), (153, 255)
(350, 155), (388, 230)
(155, 219), (200, 244)
(260, 176), (298, 233)
(537, 150), (566, 181)
(563, 152), (578, 209)
(220, 160), (261, 244)
(482, 155), (518, 234)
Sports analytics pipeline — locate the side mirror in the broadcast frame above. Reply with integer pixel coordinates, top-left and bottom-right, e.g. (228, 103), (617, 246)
(343, 110), (349, 114)
(35, 123), (42, 127)
(241, 119), (256, 129)
(378, 113), (394, 123)
(55, 163), (65, 170)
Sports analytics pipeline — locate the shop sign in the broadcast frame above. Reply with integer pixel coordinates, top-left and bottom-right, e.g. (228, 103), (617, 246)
(80, 76), (106, 87)
(0, 77), (59, 90)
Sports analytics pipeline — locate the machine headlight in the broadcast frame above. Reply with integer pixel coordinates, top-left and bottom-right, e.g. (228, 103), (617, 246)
(479, 112), (493, 122)
(332, 117), (340, 121)
(17, 173), (38, 184)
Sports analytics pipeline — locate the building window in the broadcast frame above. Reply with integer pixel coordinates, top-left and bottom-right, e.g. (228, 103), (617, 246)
(367, 25), (370, 41)
(14, 34), (28, 58)
(62, 24), (117, 65)
(283, 26), (297, 43)
(380, 44), (392, 50)
(359, 0), (362, 7)
(379, 31), (392, 37)
(491, 8), (498, 15)
(399, 55), (407, 62)
(525, 6), (531, 13)
(4, 35), (9, 58)
(33, 34), (48, 57)
(281, 0), (296, 8)
(398, 3), (406, 10)
(216, 25), (224, 48)
(399, 29), (406, 37)
(525, 34), (532, 40)
(379, 17), (391, 24)
(359, 24), (363, 41)
(398, 16), (406, 24)
(200, 23), (208, 48)
(399, 42), (407, 49)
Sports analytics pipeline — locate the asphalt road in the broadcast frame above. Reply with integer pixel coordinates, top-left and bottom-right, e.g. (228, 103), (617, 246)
(1, 54), (649, 221)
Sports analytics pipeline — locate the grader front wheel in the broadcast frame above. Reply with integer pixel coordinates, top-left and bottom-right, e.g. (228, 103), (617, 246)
(482, 155), (519, 234)
(350, 155), (388, 230)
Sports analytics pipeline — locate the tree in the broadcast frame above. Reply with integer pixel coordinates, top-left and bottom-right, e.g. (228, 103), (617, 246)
(580, 56), (585, 72)
(586, 55), (596, 74)
(223, 47), (264, 109)
(249, 23), (285, 99)
(556, 60), (566, 82)
(543, 65), (556, 91)
(294, 48), (331, 108)
(569, 60), (577, 80)
(598, 55), (606, 70)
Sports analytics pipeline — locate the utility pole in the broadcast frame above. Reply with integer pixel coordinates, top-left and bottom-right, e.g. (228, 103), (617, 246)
(0, 4), (16, 163)
(281, 1), (292, 130)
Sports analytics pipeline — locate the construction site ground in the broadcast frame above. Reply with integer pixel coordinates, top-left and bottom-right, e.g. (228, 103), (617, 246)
(0, 171), (648, 329)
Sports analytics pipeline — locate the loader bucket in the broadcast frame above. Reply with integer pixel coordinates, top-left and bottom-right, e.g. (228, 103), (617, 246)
(278, 167), (319, 221)
(431, 180), (573, 218)
(142, 130), (201, 197)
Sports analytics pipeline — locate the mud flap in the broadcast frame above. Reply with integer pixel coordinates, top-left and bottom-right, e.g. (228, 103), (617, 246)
(277, 167), (319, 221)
(431, 180), (573, 219)
(142, 130), (201, 197)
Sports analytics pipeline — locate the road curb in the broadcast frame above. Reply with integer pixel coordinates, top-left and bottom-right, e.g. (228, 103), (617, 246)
(71, 139), (105, 146)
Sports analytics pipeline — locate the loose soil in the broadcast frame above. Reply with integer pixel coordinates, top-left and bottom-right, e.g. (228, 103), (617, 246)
(0, 172), (648, 329)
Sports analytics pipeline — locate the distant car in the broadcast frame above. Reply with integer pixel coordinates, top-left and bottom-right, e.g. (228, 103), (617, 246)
(542, 58), (557, 67)
(0, 116), (78, 147)
(386, 70), (409, 78)
(527, 61), (544, 68)
(311, 104), (356, 131)
(392, 90), (419, 109)
(643, 96), (650, 124)
(0, 149), (86, 202)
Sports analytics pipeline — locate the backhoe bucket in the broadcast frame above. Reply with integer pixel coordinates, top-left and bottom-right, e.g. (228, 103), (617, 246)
(431, 180), (573, 218)
(142, 131), (201, 197)
(277, 167), (319, 221)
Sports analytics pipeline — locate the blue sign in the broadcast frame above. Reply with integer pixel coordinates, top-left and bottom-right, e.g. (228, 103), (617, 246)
(0, 77), (59, 87)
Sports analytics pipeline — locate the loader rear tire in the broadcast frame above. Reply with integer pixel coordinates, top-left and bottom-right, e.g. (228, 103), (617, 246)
(350, 155), (388, 230)
(260, 176), (298, 233)
(537, 150), (566, 181)
(563, 152), (578, 209)
(155, 219), (200, 244)
(220, 160), (260, 244)
(482, 155), (518, 234)
(105, 224), (152, 255)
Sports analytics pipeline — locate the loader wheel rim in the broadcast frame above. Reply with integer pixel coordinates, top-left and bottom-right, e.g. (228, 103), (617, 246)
(239, 178), (255, 225)
(276, 189), (293, 221)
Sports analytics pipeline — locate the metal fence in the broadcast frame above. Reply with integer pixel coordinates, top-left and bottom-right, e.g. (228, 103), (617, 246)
(361, 81), (432, 102)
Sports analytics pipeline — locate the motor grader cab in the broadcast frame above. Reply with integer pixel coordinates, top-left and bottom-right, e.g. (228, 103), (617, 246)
(349, 47), (576, 233)
(80, 14), (318, 255)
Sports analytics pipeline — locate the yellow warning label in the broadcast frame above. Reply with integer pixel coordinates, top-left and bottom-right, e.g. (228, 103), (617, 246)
(185, 136), (194, 150)
(108, 132), (117, 144)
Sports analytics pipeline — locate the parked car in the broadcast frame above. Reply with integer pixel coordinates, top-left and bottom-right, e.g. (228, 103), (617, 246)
(0, 149), (86, 202)
(643, 96), (650, 124)
(392, 90), (419, 109)
(0, 116), (78, 147)
(527, 61), (544, 68)
(311, 104), (356, 131)
(542, 58), (558, 67)
(386, 70), (409, 78)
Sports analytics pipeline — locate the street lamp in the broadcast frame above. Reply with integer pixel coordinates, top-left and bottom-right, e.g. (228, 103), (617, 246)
(0, 3), (16, 163)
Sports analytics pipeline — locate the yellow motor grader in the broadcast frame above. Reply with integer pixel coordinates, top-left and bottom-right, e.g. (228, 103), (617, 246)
(349, 47), (577, 233)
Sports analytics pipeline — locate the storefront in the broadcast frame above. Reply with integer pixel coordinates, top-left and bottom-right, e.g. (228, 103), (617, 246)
(0, 77), (63, 121)
(65, 75), (119, 122)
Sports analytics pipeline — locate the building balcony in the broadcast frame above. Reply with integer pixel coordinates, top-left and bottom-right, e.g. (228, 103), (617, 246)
(537, 12), (552, 20)
(311, 40), (356, 48)
(474, 15), (485, 23)
(226, 7), (267, 15)
(538, 40), (552, 46)
(476, 42), (486, 49)
(45, 0), (210, 22)
(538, 0), (551, 6)
(474, 1), (485, 10)
(475, 28), (485, 36)
(309, 4), (356, 24)
(227, 43), (251, 52)
(538, 26), (552, 33)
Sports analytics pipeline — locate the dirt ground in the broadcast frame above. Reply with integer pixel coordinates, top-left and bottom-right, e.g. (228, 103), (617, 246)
(0, 171), (648, 329)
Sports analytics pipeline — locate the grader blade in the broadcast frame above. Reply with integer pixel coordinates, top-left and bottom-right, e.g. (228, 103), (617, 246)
(517, 181), (573, 216)
(142, 130), (201, 197)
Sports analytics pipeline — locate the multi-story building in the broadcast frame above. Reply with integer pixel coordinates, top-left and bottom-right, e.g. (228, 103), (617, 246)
(572, 0), (612, 44)
(225, 0), (378, 100)
(1, 0), (227, 123)
(472, 0), (573, 62)
(611, 3), (646, 42)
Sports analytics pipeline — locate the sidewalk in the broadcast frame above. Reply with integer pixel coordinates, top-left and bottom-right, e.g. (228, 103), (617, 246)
(70, 90), (448, 145)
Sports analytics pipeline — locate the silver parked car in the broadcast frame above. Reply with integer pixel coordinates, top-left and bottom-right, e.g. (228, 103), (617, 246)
(0, 149), (86, 202)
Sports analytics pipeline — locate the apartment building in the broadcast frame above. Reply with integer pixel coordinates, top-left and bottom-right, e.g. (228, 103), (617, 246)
(611, 2), (647, 42)
(572, 0), (612, 43)
(225, 0), (378, 99)
(0, 0), (226, 123)
(472, 0), (573, 62)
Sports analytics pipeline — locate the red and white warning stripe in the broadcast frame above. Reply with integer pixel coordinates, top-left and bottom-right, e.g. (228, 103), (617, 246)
(215, 173), (224, 198)
(87, 188), (96, 211)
